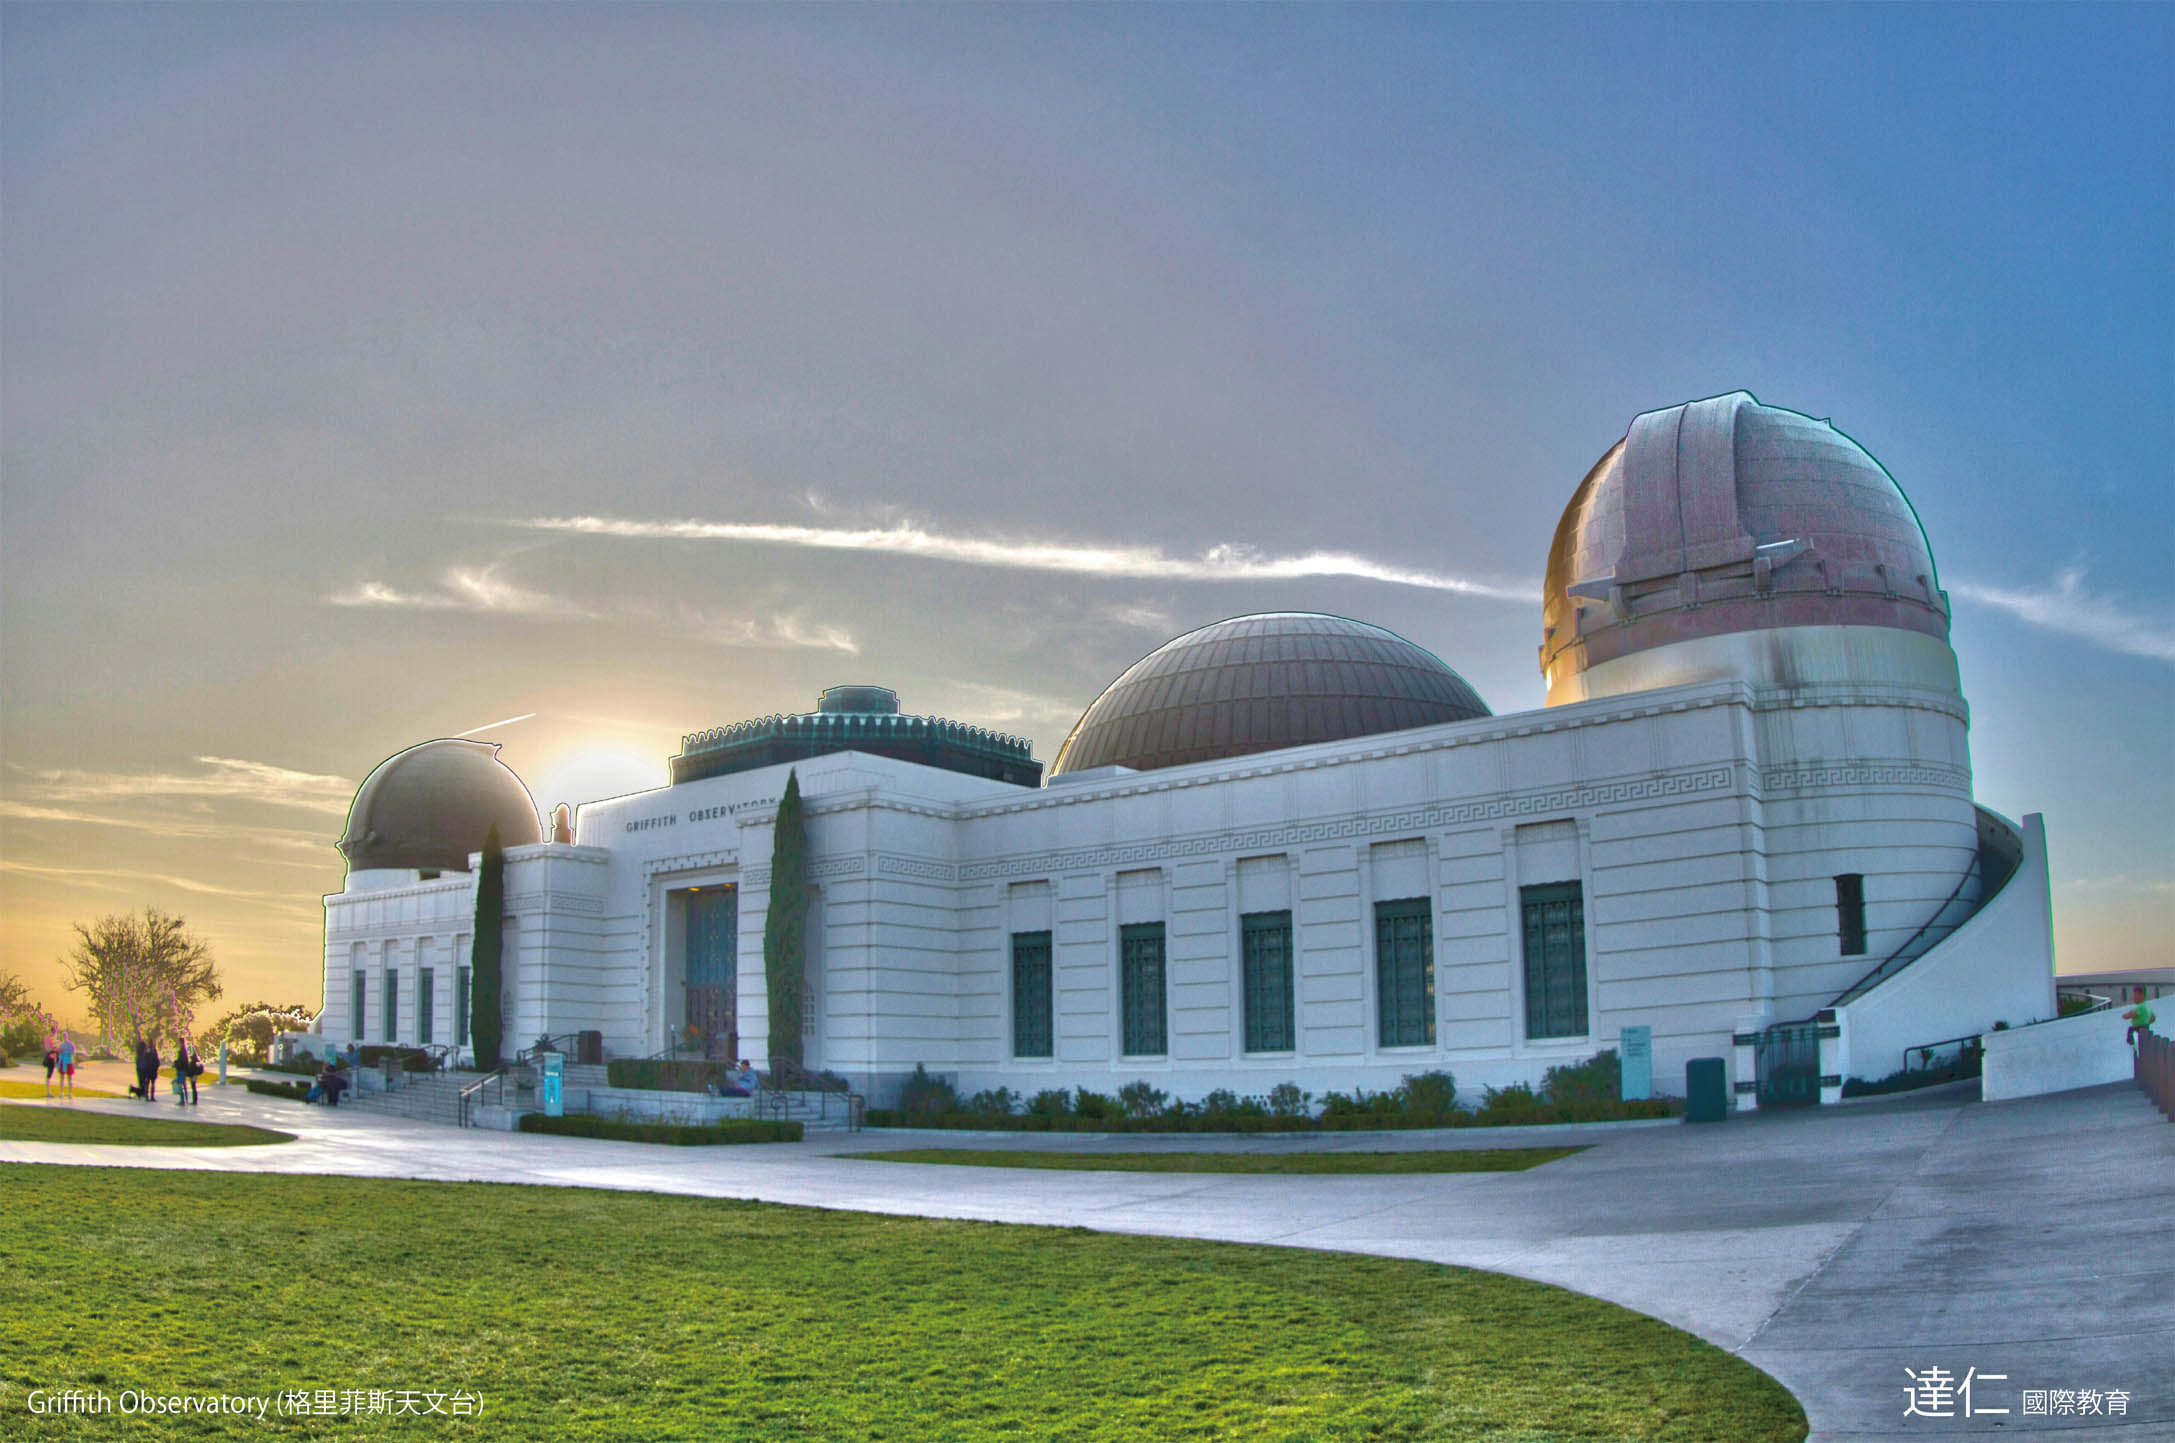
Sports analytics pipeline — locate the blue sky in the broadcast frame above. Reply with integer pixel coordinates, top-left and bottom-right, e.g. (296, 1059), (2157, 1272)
(3, 3), (2169, 1005)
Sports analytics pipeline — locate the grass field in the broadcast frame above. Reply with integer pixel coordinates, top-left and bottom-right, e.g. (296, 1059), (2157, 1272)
(0, 1078), (122, 1100)
(840, 1146), (1586, 1174)
(0, 1167), (1807, 1441)
(0, 1104), (294, 1148)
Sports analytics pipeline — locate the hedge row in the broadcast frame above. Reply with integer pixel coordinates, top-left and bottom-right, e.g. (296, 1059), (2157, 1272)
(864, 1099), (1676, 1132)
(604, 1059), (727, 1093)
(243, 1079), (312, 1102)
(518, 1113), (801, 1145)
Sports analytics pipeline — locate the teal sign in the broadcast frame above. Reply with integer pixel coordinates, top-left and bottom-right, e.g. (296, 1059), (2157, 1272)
(539, 1052), (564, 1118)
(1620, 1026), (1652, 1101)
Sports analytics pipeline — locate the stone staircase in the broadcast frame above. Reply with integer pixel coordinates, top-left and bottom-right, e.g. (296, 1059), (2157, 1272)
(338, 1068), (498, 1127)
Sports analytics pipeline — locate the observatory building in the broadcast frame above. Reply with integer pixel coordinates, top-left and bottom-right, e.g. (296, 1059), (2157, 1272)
(315, 393), (2055, 1108)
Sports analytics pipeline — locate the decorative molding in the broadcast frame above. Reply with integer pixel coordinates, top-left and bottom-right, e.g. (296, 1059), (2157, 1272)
(641, 850), (739, 880)
(959, 767), (1736, 880)
(743, 855), (866, 889)
(1758, 763), (1970, 795)
(879, 855), (959, 882)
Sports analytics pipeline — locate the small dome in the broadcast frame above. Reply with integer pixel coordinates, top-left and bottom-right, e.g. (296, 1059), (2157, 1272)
(337, 739), (541, 872)
(1541, 393), (1952, 703)
(1051, 613), (1491, 777)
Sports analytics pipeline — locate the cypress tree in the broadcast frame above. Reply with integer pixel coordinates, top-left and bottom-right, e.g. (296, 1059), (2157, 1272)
(470, 823), (505, 1070)
(764, 770), (807, 1072)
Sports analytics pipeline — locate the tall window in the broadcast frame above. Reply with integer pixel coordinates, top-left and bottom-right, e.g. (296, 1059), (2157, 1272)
(417, 967), (435, 1045)
(1011, 931), (1053, 1059)
(1836, 874), (1867, 956)
(383, 968), (399, 1043)
(455, 966), (471, 1048)
(1241, 910), (1294, 1052)
(1120, 922), (1167, 1056)
(350, 970), (367, 1043)
(1521, 882), (1588, 1039)
(1375, 898), (1435, 1046)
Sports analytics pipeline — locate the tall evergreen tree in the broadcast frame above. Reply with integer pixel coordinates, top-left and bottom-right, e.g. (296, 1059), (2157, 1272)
(764, 770), (807, 1072)
(470, 823), (505, 1070)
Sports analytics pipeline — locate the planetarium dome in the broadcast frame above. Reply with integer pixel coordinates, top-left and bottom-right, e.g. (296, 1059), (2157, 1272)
(1540, 392), (1957, 705)
(336, 739), (541, 875)
(1050, 613), (1491, 777)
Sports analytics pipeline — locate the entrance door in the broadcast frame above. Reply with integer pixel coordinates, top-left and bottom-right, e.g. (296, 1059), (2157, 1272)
(684, 888), (738, 1061)
(1756, 1021), (1821, 1108)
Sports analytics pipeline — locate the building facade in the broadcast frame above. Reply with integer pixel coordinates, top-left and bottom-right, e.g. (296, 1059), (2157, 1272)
(315, 393), (2057, 1108)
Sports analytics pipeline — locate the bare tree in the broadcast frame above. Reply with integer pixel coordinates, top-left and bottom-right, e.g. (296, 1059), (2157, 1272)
(61, 908), (222, 1044)
(0, 968), (28, 1019)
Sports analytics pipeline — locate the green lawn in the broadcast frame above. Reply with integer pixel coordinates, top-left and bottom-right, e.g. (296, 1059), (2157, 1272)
(0, 1104), (294, 1148)
(840, 1146), (1586, 1174)
(0, 1078), (123, 1100)
(0, 1167), (1806, 1441)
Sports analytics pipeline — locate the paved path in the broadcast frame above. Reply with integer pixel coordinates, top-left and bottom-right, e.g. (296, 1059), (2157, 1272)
(4, 1079), (2167, 1441)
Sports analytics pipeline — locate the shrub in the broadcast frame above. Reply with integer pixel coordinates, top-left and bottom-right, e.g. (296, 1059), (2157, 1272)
(769, 1062), (850, 1093)
(1071, 1088), (1119, 1122)
(962, 1086), (1019, 1119)
(244, 1079), (311, 1102)
(1199, 1088), (1240, 1117)
(1265, 1082), (1313, 1119)
(1115, 1081), (1169, 1119)
(1477, 1082), (1539, 1124)
(1025, 1088), (1073, 1119)
(1399, 1070), (1457, 1114)
(1540, 1050), (1620, 1110)
(899, 1064), (957, 1119)
(606, 1059), (723, 1094)
(519, 1114), (801, 1145)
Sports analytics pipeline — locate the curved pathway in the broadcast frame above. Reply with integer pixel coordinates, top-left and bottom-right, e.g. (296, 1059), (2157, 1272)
(4, 1079), (2167, 1441)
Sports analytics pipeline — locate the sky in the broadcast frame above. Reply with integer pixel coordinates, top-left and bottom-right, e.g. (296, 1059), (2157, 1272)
(3, 3), (2170, 1021)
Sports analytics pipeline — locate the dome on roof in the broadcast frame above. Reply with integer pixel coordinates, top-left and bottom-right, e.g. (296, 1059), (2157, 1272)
(1050, 613), (1491, 777)
(1541, 392), (1955, 704)
(337, 739), (541, 873)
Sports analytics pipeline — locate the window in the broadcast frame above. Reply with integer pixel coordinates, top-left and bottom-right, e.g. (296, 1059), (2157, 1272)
(1120, 921), (1167, 1056)
(1375, 898), (1435, 1046)
(1521, 882), (1588, 1039)
(350, 970), (367, 1043)
(1011, 931), (1053, 1059)
(1241, 910), (1294, 1052)
(1836, 874), (1866, 956)
(417, 967), (434, 1045)
(455, 966), (471, 1048)
(383, 968), (399, 1043)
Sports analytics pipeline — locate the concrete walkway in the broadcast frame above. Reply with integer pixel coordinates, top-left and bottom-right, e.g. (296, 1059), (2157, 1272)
(4, 1079), (2167, 1441)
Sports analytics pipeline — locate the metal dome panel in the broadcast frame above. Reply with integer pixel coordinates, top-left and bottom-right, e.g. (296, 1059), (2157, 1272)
(337, 739), (541, 872)
(1051, 614), (1490, 776)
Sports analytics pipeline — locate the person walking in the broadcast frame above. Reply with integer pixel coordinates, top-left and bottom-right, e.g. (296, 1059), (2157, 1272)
(174, 1037), (200, 1106)
(57, 1031), (77, 1101)
(43, 1027), (59, 1099)
(142, 1034), (160, 1102)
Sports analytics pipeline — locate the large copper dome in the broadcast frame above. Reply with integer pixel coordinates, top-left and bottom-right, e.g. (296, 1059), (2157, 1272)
(337, 739), (541, 872)
(1541, 393), (1951, 703)
(1050, 613), (1490, 777)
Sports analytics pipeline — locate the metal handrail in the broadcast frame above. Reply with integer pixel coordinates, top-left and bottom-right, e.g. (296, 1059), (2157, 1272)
(517, 1033), (583, 1066)
(1903, 1031), (1983, 1071)
(457, 1069), (505, 1129)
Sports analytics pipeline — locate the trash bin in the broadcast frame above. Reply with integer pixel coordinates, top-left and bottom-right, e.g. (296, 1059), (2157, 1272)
(578, 1030), (604, 1066)
(1686, 1057), (1728, 1123)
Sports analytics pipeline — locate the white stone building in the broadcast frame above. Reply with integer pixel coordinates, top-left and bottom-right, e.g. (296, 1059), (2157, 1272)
(314, 393), (2056, 1109)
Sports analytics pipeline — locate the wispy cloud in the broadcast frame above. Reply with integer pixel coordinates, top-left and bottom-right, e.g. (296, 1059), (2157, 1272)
(329, 565), (595, 617)
(522, 515), (1535, 602)
(10, 757), (355, 814)
(1950, 569), (2175, 663)
(329, 565), (859, 653)
(0, 859), (324, 915)
(0, 800), (337, 857)
(456, 712), (538, 738)
(2055, 873), (2175, 895)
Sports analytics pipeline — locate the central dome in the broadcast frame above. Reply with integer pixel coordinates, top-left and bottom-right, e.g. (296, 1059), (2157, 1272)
(337, 739), (541, 873)
(1050, 613), (1491, 777)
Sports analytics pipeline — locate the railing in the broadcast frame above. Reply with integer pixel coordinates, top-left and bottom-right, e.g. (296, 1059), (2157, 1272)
(2136, 1028), (2173, 1122)
(1903, 1032), (1983, 1072)
(756, 1085), (865, 1131)
(517, 1034), (583, 1066)
(1831, 809), (2024, 1008)
(458, 1069), (506, 1129)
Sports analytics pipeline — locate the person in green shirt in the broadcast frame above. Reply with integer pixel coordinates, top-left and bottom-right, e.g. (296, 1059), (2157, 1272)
(2122, 998), (2156, 1048)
